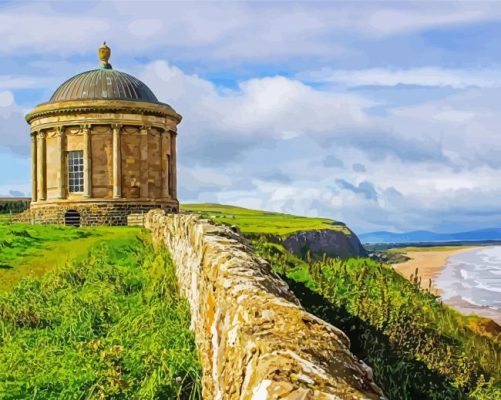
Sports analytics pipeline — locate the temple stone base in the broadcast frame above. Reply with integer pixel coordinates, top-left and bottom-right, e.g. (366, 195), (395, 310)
(14, 201), (178, 226)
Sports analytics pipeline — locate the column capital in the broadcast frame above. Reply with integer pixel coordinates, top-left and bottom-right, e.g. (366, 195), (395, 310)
(80, 123), (92, 133)
(30, 131), (38, 140)
(37, 131), (47, 140)
(140, 125), (151, 135)
(111, 123), (123, 131)
(54, 126), (65, 137)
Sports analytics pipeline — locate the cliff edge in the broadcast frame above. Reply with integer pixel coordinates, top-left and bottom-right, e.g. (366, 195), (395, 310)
(181, 204), (367, 259)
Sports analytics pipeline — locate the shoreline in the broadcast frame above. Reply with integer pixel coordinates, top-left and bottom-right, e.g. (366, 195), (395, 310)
(393, 246), (480, 295)
(393, 246), (501, 325)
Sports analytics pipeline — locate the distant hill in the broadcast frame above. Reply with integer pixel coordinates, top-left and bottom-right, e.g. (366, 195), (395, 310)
(359, 228), (501, 244)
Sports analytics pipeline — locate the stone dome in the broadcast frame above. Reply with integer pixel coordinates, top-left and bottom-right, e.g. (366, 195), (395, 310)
(49, 68), (159, 104)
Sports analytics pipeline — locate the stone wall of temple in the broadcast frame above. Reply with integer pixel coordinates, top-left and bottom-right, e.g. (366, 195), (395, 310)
(31, 122), (173, 203)
(145, 209), (386, 400)
(91, 126), (113, 198)
(14, 202), (177, 226)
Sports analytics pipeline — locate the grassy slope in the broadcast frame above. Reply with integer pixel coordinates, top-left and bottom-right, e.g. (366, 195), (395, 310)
(0, 222), (139, 291)
(181, 203), (351, 235)
(253, 241), (501, 400)
(0, 230), (201, 399)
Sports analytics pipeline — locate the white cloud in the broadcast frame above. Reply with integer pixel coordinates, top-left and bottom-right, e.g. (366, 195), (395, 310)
(0, 76), (51, 90)
(140, 60), (374, 152)
(364, 5), (497, 37)
(2, 1), (500, 61)
(0, 11), (109, 54)
(0, 91), (29, 155)
(0, 91), (14, 107)
(299, 67), (501, 88)
(137, 60), (501, 232)
(0, 183), (30, 198)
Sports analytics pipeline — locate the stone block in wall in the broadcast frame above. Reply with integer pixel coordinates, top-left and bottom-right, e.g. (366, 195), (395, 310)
(145, 210), (386, 400)
(127, 213), (145, 226)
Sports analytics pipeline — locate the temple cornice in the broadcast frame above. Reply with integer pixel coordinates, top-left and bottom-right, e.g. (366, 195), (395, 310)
(26, 99), (182, 124)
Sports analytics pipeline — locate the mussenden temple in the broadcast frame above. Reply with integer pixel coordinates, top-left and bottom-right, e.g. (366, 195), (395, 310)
(17, 43), (180, 226)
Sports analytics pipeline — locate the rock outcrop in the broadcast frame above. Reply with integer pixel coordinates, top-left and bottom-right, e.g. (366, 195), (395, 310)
(283, 228), (367, 260)
(145, 210), (385, 400)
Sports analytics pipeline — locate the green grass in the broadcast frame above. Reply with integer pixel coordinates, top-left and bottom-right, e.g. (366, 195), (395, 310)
(0, 231), (201, 399)
(253, 239), (501, 400)
(0, 214), (12, 225)
(181, 203), (351, 235)
(0, 223), (139, 291)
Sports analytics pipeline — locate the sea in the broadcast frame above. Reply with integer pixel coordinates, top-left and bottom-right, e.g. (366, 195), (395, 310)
(435, 246), (501, 324)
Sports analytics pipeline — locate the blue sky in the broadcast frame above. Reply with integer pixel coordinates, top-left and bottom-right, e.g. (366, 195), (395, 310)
(2, 1), (501, 234)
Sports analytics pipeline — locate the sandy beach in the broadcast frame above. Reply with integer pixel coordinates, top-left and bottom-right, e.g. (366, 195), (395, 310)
(393, 246), (501, 325)
(393, 246), (481, 295)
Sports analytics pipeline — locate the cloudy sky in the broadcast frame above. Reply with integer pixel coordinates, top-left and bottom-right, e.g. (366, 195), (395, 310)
(2, 0), (501, 234)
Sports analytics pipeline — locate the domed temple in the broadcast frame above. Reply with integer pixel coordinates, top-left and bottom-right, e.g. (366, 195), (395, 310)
(24, 43), (180, 226)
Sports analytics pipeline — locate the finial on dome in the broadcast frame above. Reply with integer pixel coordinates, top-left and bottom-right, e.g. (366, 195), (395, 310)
(98, 42), (112, 69)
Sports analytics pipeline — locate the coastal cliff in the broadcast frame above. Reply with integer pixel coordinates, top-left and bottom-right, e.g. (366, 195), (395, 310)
(181, 204), (367, 259)
(283, 227), (367, 259)
(145, 210), (385, 400)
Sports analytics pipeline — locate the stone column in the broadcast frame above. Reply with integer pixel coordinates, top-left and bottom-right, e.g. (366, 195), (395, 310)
(31, 132), (37, 203)
(140, 126), (149, 198)
(37, 131), (46, 201)
(161, 130), (170, 198)
(55, 127), (65, 199)
(112, 124), (122, 198)
(169, 132), (177, 199)
(83, 125), (92, 198)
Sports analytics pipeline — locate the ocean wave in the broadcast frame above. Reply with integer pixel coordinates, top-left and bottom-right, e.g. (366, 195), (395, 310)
(472, 279), (501, 294)
(460, 296), (484, 308)
(437, 246), (501, 313)
(459, 296), (501, 311)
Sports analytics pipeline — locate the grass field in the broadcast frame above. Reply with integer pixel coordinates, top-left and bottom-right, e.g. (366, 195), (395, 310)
(0, 214), (12, 224)
(181, 203), (351, 235)
(0, 222), (140, 291)
(0, 229), (201, 399)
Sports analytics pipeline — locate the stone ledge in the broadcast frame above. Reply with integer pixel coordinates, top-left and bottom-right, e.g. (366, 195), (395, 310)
(145, 209), (386, 400)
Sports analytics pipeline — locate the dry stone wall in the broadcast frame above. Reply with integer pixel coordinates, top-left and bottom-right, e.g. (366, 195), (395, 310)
(145, 210), (386, 400)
